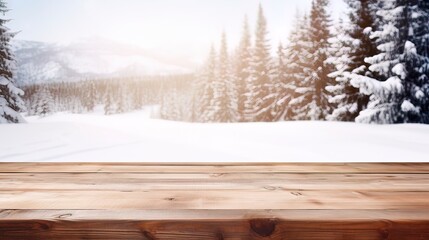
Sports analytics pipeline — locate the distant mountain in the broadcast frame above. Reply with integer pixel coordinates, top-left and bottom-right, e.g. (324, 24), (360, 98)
(12, 39), (192, 85)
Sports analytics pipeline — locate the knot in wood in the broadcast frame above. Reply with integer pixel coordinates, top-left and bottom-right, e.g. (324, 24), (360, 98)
(56, 213), (72, 219)
(249, 219), (276, 237)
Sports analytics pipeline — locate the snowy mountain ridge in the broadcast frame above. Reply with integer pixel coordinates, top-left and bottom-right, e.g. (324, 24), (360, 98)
(12, 39), (192, 85)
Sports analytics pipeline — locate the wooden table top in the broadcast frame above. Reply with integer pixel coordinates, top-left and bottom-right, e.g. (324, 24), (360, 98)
(1, 163), (428, 239)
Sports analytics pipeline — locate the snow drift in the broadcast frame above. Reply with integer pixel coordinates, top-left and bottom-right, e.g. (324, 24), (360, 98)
(1, 109), (428, 162)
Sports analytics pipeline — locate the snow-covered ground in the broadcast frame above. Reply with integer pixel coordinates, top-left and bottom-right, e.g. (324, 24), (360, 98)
(1, 107), (429, 162)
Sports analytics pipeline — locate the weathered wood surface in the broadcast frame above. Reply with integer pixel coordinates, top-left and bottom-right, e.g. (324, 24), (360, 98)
(0, 163), (428, 239)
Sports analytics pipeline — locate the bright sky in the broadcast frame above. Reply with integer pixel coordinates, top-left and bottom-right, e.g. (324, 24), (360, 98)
(8, 0), (346, 65)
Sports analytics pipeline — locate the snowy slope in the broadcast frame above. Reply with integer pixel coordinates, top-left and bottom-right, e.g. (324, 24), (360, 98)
(12, 39), (192, 85)
(1, 109), (429, 162)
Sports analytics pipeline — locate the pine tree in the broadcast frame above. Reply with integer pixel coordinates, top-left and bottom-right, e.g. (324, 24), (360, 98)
(326, 19), (358, 121)
(307, 0), (334, 120)
(287, 14), (316, 120)
(104, 85), (114, 115)
(351, 0), (429, 123)
(116, 89), (125, 114)
(160, 88), (181, 121)
(271, 43), (290, 121)
(290, 1), (333, 121)
(331, 0), (379, 121)
(235, 16), (252, 122)
(27, 92), (38, 116)
(211, 32), (237, 122)
(0, 0), (25, 123)
(84, 81), (96, 112)
(33, 87), (54, 116)
(417, 0), (429, 58)
(132, 82), (143, 111)
(193, 45), (217, 122)
(245, 4), (274, 122)
(346, 0), (380, 75)
(414, 0), (429, 123)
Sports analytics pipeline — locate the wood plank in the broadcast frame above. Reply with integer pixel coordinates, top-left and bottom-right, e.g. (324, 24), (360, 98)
(1, 189), (429, 210)
(2, 210), (429, 239)
(3, 209), (429, 221)
(1, 218), (429, 240)
(1, 162), (429, 173)
(1, 173), (429, 191)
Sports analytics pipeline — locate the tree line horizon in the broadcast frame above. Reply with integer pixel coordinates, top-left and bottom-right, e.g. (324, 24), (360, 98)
(1, 0), (429, 125)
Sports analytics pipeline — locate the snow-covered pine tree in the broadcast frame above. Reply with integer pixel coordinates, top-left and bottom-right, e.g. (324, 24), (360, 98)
(0, 0), (25, 123)
(326, 19), (357, 121)
(132, 82), (143, 111)
(160, 88), (181, 121)
(115, 83), (131, 114)
(83, 80), (96, 112)
(330, 0), (379, 121)
(116, 88), (125, 114)
(179, 85), (194, 122)
(271, 43), (290, 121)
(307, 0), (334, 120)
(414, 0), (429, 123)
(27, 93), (37, 116)
(192, 45), (217, 122)
(234, 16), (253, 122)
(33, 87), (54, 116)
(104, 85), (114, 115)
(160, 93), (170, 120)
(417, 0), (429, 59)
(287, 14), (316, 120)
(350, 3), (380, 79)
(351, 0), (429, 123)
(245, 4), (274, 122)
(28, 88), (39, 116)
(211, 32), (237, 122)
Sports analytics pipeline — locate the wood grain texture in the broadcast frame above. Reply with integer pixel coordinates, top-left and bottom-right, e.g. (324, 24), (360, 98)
(1, 162), (429, 173)
(2, 219), (429, 240)
(0, 163), (428, 239)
